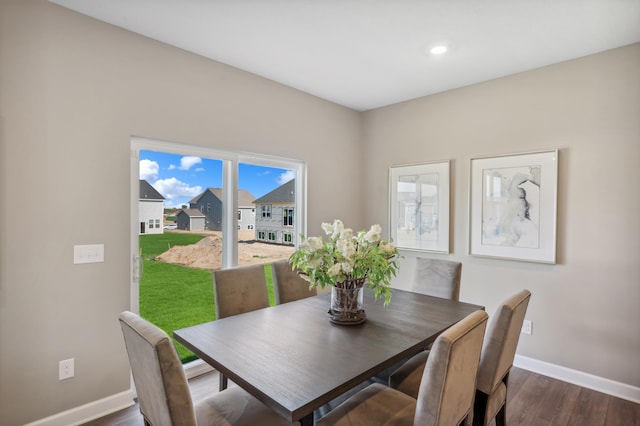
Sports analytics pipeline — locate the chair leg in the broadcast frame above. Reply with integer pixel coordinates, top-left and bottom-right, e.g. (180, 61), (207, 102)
(495, 405), (506, 426)
(472, 391), (489, 426)
(495, 372), (509, 426)
(219, 373), (228, 391)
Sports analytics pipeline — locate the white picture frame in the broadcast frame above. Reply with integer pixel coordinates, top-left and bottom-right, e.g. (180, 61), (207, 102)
(389, 161), (450, 253)
(469, 149), (558, 263)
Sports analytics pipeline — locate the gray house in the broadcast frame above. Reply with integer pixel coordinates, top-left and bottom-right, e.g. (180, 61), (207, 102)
(253, 179), (295, 245)
(176, 208), (206, 231)
(189, 188), (256, 231)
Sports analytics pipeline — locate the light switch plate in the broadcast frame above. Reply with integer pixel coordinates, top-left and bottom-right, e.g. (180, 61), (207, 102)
(73, 244), (104, 264)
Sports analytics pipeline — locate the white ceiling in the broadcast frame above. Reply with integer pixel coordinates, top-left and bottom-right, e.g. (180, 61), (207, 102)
(50, 0), (640, 111)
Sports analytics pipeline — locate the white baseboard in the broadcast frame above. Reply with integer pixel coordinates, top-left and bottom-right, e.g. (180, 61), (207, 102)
(28, 356), (639, 425)
(24, 390), (135, 426)
(514, 355), (640, 404)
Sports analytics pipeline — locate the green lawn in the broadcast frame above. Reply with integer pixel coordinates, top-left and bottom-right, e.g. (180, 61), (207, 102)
(139, 232), (275, 363)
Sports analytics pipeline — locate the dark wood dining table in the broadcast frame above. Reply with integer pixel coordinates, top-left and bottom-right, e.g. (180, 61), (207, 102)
(174, 288), (483, 425)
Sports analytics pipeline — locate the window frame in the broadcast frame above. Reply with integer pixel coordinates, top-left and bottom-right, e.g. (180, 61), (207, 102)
(131, 136), (307, 298)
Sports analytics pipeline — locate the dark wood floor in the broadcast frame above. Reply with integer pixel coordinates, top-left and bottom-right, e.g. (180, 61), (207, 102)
(83, 367), (639, 425)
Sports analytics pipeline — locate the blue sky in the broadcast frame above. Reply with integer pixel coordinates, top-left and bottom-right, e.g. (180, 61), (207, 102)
(140, 150), (294, 208)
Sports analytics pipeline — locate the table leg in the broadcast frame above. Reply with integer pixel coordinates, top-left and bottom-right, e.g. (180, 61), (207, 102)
(299, 412), (314, 426)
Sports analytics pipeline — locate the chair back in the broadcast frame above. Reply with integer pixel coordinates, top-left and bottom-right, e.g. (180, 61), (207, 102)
(414, 310), (488, 426)
(119, 311), (196, 426)
(413, 258), (462, 300)
(476, 289), (531, 395)
(272, 260), (317, 304)
(213, 264), (270, 319)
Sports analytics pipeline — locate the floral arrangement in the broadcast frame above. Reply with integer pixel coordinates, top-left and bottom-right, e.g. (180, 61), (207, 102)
(289, 219), (400, 305)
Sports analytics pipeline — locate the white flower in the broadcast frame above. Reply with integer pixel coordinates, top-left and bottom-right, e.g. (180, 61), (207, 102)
(336, 238), (356, 258)
(339, 228), (353, 240)
(331, 219), (344, 239)
(364, 224), (382, 242)
(328, 263), (342, 277)
(300, 236), (323, 252)
(379, 240), (396, 255)
(309, 258), (323, 268)
(340, 262), (353, 274)
(321, 222), (333, 235)
(307, 237), (323, 251)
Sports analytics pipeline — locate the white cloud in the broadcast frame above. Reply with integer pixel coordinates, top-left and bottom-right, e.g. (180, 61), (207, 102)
(139, 159), (159, 181)
(153, 177), (202, 200)
(179, 156), (202, 171)
(277, 170), (296, 185)
(168, 164), (176, 170)
(195, 167), (205, 172)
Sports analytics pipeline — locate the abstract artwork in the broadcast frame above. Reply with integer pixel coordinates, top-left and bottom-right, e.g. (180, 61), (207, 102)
(390, 161), (449, 253)
(469, 150), (558, 263)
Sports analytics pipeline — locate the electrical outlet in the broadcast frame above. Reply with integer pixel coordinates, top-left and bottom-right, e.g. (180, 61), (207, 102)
(521, 319), (532, 335)
(59, 358), (74, 380)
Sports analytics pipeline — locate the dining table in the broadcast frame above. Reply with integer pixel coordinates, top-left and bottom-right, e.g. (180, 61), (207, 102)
(174, 288), (484, 425)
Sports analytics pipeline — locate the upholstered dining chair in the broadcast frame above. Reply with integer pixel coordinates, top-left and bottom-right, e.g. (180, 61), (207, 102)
(271, 260), (317, 304)
(389, 290), (531, 426)
(413, 257), (462, 301)
(316, 310), (488, 426)
(372, 257), (463, 385)
(118, 311), (293, 426)
(213, 263), (270, 390)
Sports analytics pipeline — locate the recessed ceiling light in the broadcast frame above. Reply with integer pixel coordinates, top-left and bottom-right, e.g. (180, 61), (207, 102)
(430, 45), (448, 55)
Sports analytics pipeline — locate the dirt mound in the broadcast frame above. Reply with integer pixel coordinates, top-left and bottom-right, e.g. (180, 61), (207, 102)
(156, 232), (294, 270)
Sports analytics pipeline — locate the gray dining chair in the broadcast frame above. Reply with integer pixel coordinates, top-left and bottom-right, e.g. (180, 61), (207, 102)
(118, 311), (293, 426)
(373, 257), (462, 385)
(272, 259), (317, 304)
(316, 310), (488, 426)
(213, 263), (270, 390)
(389, 290), (531, 426)
(413, 257), (462, 300)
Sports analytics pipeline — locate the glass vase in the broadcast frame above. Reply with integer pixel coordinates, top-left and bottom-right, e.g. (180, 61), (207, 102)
(328, 284), (366, 325)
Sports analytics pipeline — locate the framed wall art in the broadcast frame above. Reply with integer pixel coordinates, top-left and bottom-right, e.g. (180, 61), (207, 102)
(469, 149), (558, 263)
(389, 161), (450, 253)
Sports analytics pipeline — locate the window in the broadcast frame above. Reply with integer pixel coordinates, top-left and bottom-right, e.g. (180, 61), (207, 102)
(206, 203), (210, 213)
(283, 233), (293, 244)
(268, 231), (277, 241)
(258, 230), (266, 240)
(283, 208), (294, 226)
(248, 224), (254, 230)
(155, 219), (161, 228)
(238, 210), (242, 220)
(261, 205), (272, 218)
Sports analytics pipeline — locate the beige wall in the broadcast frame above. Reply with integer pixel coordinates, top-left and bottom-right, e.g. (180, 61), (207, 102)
(1, 1), (638, 424)
(0, 2), (362, 424)
(363, 44), (640, 388)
